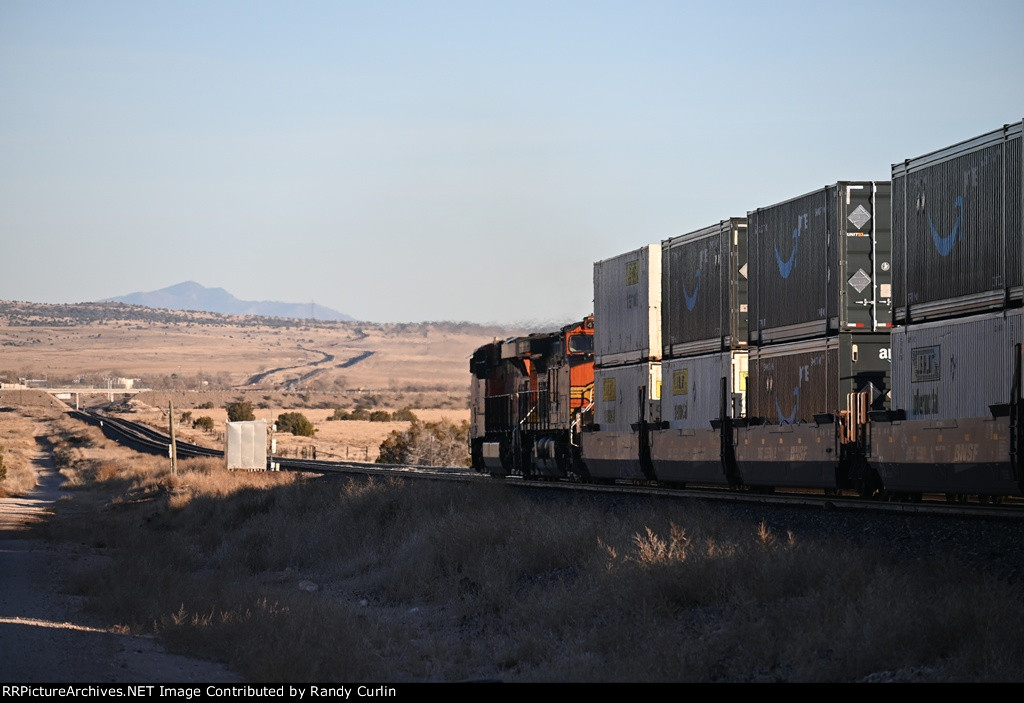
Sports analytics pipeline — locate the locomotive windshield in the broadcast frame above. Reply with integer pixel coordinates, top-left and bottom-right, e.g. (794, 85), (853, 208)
(568, 334), (594, 354)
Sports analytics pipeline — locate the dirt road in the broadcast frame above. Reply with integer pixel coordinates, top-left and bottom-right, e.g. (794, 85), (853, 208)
(0, 431), (243, 683)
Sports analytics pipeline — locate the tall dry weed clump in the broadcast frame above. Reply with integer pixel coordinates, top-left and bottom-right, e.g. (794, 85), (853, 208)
(0, 446), (39, 496)
(0, 407), (62, 496)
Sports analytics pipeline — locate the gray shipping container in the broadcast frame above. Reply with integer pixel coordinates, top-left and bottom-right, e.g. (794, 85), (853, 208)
(890, 308), (1023, 420)
(660, 351), (747, 430)
(892, 120), (1023, 324)
(594, 245), (662, 367)
(747, 182), (892, 344)
(746, 333), (891, 424)
(662, 218), (748, 358)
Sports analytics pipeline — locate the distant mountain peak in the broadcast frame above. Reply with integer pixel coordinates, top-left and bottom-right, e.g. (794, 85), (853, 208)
(101, 282), (355, 321)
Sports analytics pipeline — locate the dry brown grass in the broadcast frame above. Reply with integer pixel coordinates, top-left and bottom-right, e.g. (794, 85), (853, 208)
(0, 404), (64, 496)
(14, 407), (1024, 682)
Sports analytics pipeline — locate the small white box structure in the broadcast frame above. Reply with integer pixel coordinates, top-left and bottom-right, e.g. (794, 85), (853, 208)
(226, 420), (268, 471)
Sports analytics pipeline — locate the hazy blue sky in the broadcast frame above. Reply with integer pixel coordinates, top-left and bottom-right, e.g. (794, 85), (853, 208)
(2, 1), (1022, 324)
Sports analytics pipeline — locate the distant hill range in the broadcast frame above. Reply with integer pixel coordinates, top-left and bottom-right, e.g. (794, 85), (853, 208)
(101, 281), (354, 322)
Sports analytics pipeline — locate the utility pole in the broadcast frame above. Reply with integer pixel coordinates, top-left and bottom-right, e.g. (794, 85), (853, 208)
(169, 400), (178, 475)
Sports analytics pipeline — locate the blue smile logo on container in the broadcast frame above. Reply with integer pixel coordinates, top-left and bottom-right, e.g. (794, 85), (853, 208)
(775, 386), (800, 425)
(927, 195), (964, 257)
(774, 215), (806, 279)
(682, 268), (701, 311)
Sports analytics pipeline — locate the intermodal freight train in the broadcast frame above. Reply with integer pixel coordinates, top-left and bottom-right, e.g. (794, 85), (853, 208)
(470, 119), (1024, 504)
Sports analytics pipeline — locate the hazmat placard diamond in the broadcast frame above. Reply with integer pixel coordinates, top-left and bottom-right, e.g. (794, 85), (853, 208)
(848, 205), (871, 230)
(848, 268), (871, 293)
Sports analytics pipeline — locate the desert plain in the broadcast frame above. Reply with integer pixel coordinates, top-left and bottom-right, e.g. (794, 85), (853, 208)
(0, 300), (525, 463)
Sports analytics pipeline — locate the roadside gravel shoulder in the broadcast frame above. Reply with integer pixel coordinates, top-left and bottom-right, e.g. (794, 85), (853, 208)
(0, 426), (243, 684)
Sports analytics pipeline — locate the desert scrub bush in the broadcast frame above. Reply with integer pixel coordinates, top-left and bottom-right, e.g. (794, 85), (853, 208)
(226, 401), (255, 422)
(393, 407), (421, 423)
(377, 418), (469, 466)
(326, 407), (365, 420)
(276, 412), (316, 437)
(192, 415), (215, 431)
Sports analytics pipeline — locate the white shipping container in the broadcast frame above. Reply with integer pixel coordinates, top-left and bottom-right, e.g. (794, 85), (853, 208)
(891, 308), (1024, 420)
(660, 351), (747, 430)
(593, 362), (662, 432)
(594, 244), (662, 367)
(227, 420), (268, 470)
(582, 361), (661, 481)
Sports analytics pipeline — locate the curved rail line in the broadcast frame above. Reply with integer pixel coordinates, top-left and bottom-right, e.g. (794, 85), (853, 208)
(72, 410), (223, 459)
(70, 410), (468, 477)
(70, 411), (1024, 521)
(243, 346), (335, 387)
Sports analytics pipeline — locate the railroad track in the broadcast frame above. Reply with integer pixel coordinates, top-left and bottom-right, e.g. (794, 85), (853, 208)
(70, 410), (478, 478)
(72, 410), (223, 460)
(70, 410), (1024, 521)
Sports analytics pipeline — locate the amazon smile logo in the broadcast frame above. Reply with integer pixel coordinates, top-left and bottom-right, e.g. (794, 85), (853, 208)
(774, 214), (807, 279)
(927, 195), (964, 257)
(775, 385), (800, 425)
(682, 268), (701, 311)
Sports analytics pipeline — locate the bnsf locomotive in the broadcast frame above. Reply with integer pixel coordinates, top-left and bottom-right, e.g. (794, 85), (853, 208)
(470, 316), (594, 477)
(470, 119), (1024, 504)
